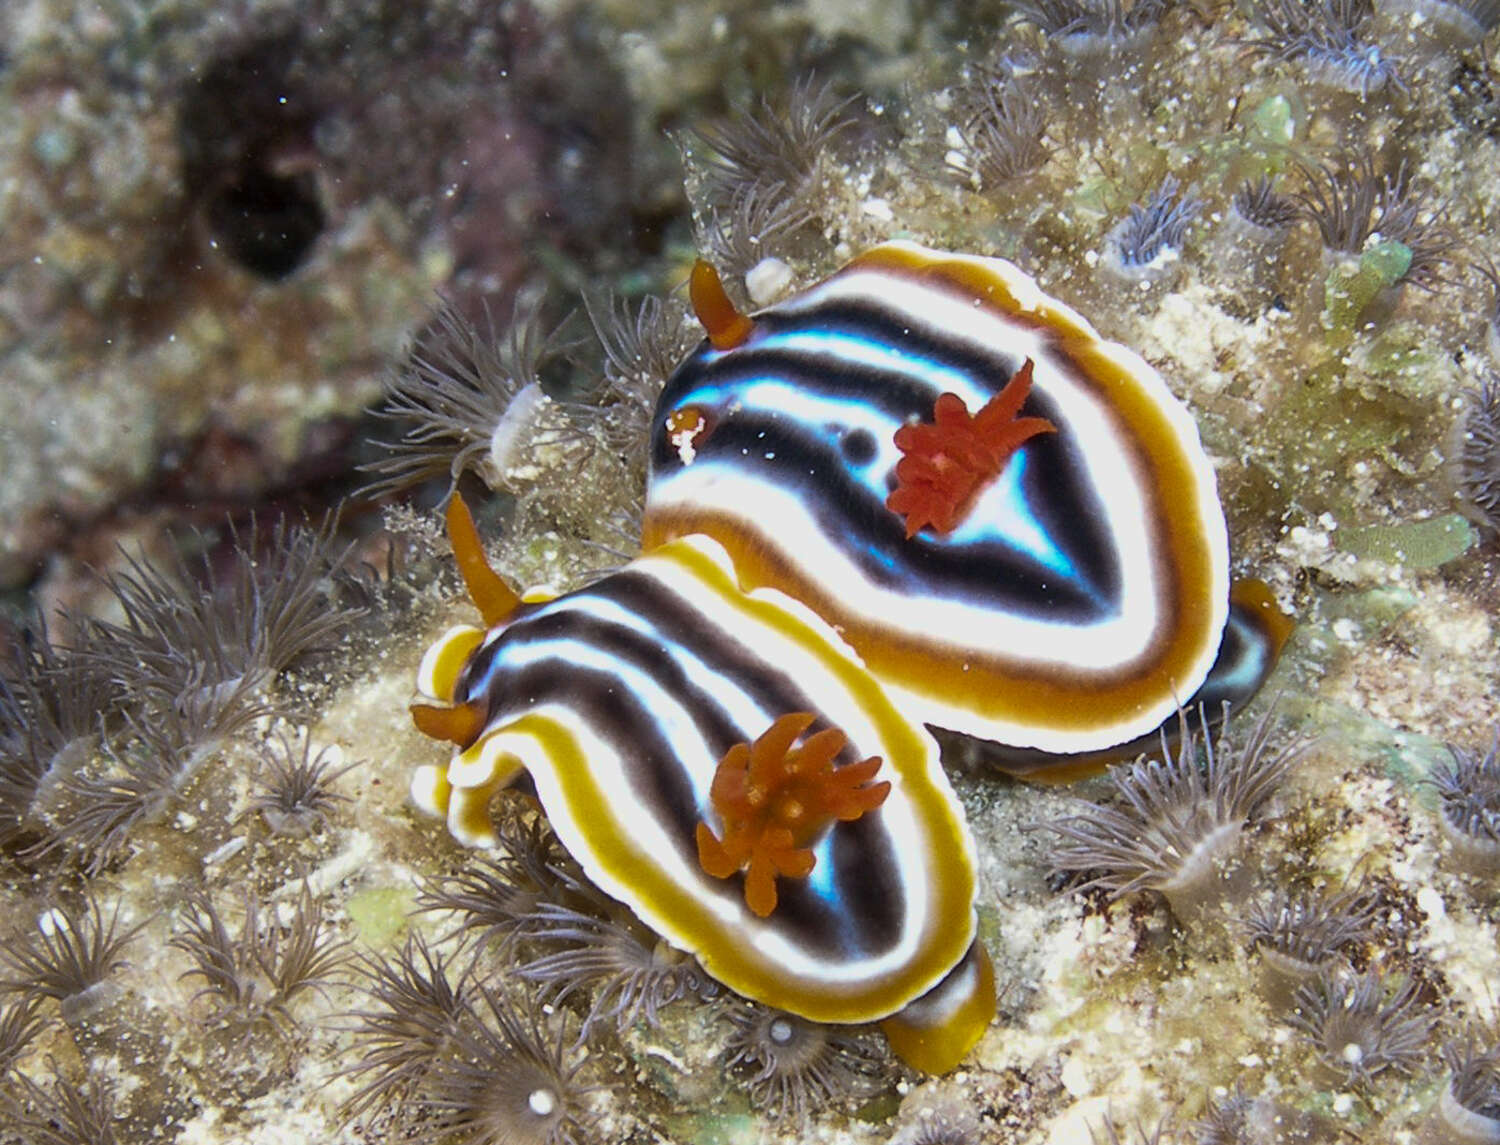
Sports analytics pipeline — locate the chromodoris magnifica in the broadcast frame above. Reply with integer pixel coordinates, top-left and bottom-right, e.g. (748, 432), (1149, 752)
(407, 241), (1289, 1076)
(647, 242), (1288, 756)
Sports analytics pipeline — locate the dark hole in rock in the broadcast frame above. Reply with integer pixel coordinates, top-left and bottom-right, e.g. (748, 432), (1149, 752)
(204, 161), (324, 280)
(178, 35), (326, 280)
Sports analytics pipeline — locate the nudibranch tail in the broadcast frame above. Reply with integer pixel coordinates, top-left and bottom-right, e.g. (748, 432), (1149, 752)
(445, 492), (522, 628)
(689, 259), (754, 350)
(1230, 577), (1295, 663)
(695, 710), (891, 917)
(879, 938), (996, 1075)
(886, 358), (1057, 538)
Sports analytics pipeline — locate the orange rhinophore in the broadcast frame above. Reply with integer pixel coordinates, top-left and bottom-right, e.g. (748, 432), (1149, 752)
(689, 259), (755, 350)
(446, 493), (522, 628)
(406, 493), (522, 748)
(696, 711), (891, 918)
(409, 698), (485, 747)
(885, 358), (1056, 539)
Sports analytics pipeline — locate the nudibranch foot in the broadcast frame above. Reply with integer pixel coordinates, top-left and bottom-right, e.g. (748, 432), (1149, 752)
(979, 578), (1294, 782)
(886, 358), (1057, 539)
(879, 938), (996, 1075)
(695, 710), (891, 917)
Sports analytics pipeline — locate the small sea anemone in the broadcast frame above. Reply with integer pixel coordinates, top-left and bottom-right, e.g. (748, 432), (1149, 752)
(690, 76), (855, 213)
(0, 892), (139, 1023)
(583, 290), (696, 459)
(1046, 709), (1305, 921)
(170, 881), (350, 1033)
(1430, 1031), (1500, 1145)
(80, 515), (356, 745)
(697, 179), (817, 280)
(510, 900), (714, 1038)
(1427, 729), (1500, 875)
(1, 1066), (120, 1145)
(1380, 0), (1500, 47)
(1286, 968), (1433, 1085)
(1242, 881), (1377, 1009)
(34, 718), (194, 872)
(419, 805), (711, 1037)
(340, 933), (477, 1129)
(1193, 1083), (1331, 1143)
(0, 995), (45, 1078)
(363, 297), (591, 501)
(406, 985), (594, 1145)
(949, 66), (1051, 187)
(1456, 378), (1500, 534)
(1101, 176), (1203, 288)
(1088, 1114), (1171, 1144)
(417, 805), (583, 955)
(687, 78), (855, 276)
(246, 728), (355, 837)
(0, 632), (120, 858)
(1295, 156), (1460, 288)
(1012, 0), (1170, 53)
(34, 517), (359, 870)
(1243, 0), (1400, 95)
(93, 515), (355, 685)
(1231, 177), (1301, 236)
(719, 1000), (884, 1124)
(887, 1085), (985, 1145)
(1209, 177), (1301, 312)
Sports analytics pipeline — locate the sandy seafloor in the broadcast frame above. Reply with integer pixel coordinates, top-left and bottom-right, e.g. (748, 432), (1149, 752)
(1, 0), (1499, 1142)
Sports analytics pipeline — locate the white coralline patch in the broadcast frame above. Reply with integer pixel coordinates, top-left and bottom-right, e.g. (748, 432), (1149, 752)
(1136, 283), (1280, 398)
(483, 381), (550, 485)
(745, 256), (794, 305)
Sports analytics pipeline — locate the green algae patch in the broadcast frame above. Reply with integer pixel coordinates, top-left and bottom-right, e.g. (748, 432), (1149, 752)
(1322, 242), (1412, 349)
(1311, 701), (1448, 788)
(346, 886), (415, 946)
(1248, 93), (1298, 153)
(1339, 514), (1475, 569)
(1264, 364), (1432, 519)
(854, 1091), (902, 1122)
(1319, 585), (1418, 634)
(662, 1110), (759, 1144)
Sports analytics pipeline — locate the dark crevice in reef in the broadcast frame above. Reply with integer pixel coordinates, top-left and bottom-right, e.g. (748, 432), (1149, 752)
(177, 35), (327, 281)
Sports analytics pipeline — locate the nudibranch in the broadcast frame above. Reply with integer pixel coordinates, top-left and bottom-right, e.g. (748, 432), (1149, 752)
(411, 497), (992, 1073)
(646, 242), (1290, 760)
